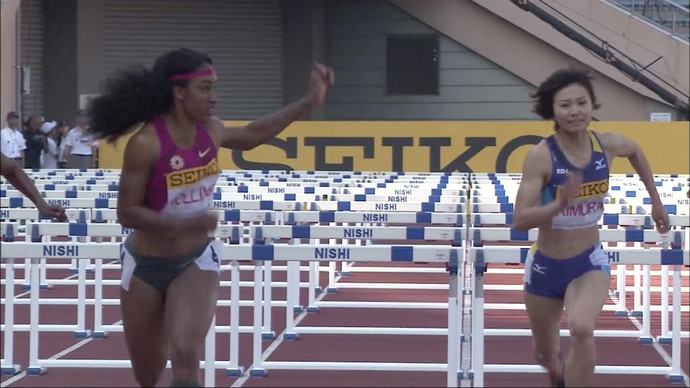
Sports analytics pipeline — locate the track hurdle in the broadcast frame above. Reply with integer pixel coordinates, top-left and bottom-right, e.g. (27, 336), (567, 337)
(468, 246), (689, 386)
(221, 243), (464, 387)
(0, 241), (244, 385)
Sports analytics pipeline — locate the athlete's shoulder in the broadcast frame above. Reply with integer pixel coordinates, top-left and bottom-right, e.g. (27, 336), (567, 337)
(124, 123), (160, 162)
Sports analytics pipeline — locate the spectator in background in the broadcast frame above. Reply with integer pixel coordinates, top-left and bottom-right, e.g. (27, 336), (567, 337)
(56, 120), (70, 168)
(40, 121), (59, 169)
(1, 111), (26, 164)
(22, 114), (47, 169)
(65, 110), (98, 169)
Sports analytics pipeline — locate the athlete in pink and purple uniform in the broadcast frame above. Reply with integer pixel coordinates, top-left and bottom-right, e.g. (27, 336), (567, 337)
(87, 48), (334, 387)
(512, 67), (669, 387)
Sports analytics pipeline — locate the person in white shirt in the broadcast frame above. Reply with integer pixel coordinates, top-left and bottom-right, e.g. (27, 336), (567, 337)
(65, 110), (98, 169)
(55, 120), (70, 168)
(1, 111), (26, 164)
(40, 121), (59, 169)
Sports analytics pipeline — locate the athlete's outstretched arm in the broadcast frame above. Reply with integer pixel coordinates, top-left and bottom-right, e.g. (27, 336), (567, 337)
(217, 63), (335, 151)
(599, 131), (669, 233)
(0, 153), (67, 221)
(116, 130), (215, 233)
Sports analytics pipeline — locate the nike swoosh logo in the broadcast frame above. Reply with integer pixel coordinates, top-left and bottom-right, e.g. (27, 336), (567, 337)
(199, 147), (211, 158)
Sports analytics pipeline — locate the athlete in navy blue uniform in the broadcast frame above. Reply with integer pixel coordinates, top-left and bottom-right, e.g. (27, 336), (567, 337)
(512, 68), (669, 387)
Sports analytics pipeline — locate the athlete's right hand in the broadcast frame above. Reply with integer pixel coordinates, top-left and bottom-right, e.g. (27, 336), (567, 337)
(557, 171), (582, 209)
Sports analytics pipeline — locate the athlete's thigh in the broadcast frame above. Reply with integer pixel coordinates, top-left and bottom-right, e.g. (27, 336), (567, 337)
(121, 276), (169, 368)
(164, 264), (220, 343)
(524, 290), (565, 351)
(564, 270), (610, 324)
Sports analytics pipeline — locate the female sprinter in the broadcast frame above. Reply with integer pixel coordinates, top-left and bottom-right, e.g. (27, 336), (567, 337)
(87, 48), (334, 387)
(512, 67), (669, 387)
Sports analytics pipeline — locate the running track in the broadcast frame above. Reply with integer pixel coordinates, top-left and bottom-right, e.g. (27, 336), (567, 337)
(1, 252), (688, 387)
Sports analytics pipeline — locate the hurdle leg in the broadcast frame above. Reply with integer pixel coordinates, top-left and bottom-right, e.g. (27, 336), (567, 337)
(74, 256), (91, 338)
(226, 260), (243, 377)
(469, 261), (485, 386)
(262, 261), (274, 339)
(667, 265), (683, 383)
(631, 264), (642, 316)
(657, 266), (671, 344)
(283, 260), (298, 340)
(22, 258), (31, 289)
(615, 264), (628, 316)
(92, 258), (107, 338)
(307, 261), (319, 312)
(39, 258), (51, 290)
(639, 265), (652, 343)
(1, 258), (21, 375)
(446, 253), (460, 387)
(26, 258), (45, 375)
(327, 231), (337, 293)
(203, 315), (216, 388)
(250, 262), (266, 377)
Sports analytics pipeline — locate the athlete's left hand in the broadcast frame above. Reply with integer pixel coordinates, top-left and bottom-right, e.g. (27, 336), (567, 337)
(306, 62), (335, 107)
(651, 201), (670, 234)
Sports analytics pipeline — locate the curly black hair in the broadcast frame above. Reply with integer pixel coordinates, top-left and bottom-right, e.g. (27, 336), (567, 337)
(87, 47), (212, 143)
(530, 67), (601, 129)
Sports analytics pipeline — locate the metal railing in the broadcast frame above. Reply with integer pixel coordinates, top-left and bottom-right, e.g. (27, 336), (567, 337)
(609, 0), (690, 39)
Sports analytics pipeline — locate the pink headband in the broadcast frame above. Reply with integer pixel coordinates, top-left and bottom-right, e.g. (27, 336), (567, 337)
(169, 68), (216, 81)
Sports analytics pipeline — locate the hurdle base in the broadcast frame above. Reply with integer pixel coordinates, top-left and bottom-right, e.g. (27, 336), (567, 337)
(74, 330), (92, 339)
(314, 287), (322, 293)
(91, 331), (108, 339)
(26, 367), (46, 376)
(656, 336), (672, 345)
(69, 268), (78, 274)
(225, 367), (245, 377)
(630, 310), (643, 317)
(39, 284), (53, 290)
(466, 370), (474, 380)
(306, 306), (320, 313)
(462, 289), (472, 295)
(262, 331), (276, 340)
(292, 305), (303, 313)
(326, 287), (338, 294)
(457, 371), (464, 380)
(615, 310), (629, 317)
(638, 336), (653, 345)
(249, 368), (267, 377)
(0, 364), (22, 376)
(339, 271), (350, 276)
(667, 374), (684, 383)
(86, 267), (94, 274)
(283, 332), (299, 340)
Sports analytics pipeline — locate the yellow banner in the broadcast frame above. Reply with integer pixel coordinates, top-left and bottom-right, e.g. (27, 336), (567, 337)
(99, 121), (689, 174)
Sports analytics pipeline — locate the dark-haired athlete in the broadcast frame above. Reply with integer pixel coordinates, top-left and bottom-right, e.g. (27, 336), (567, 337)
(88, 47), (334, 387)
(513, 67), (669, 387)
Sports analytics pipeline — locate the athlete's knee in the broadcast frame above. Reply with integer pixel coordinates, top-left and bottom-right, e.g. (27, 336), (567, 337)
(568, 316), (596, 340)
(534, 348), (558, 367)
(133, 368), (162, 387)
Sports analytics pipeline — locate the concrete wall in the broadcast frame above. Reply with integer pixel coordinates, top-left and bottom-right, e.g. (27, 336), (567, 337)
(1, 0), (20, 122)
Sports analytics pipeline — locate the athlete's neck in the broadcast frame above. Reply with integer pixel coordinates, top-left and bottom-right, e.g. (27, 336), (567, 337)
(554, 129), (589, 154)
(165, 110), (197, 149)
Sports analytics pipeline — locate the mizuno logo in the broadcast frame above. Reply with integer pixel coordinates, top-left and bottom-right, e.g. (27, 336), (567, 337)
(532, 264), (547, 275)
(199, 147), (211, 158)
(595, 157), (606, 170)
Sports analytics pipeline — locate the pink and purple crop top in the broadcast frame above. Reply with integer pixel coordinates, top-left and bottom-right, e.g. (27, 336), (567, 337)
(143, 116), (220, 217)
